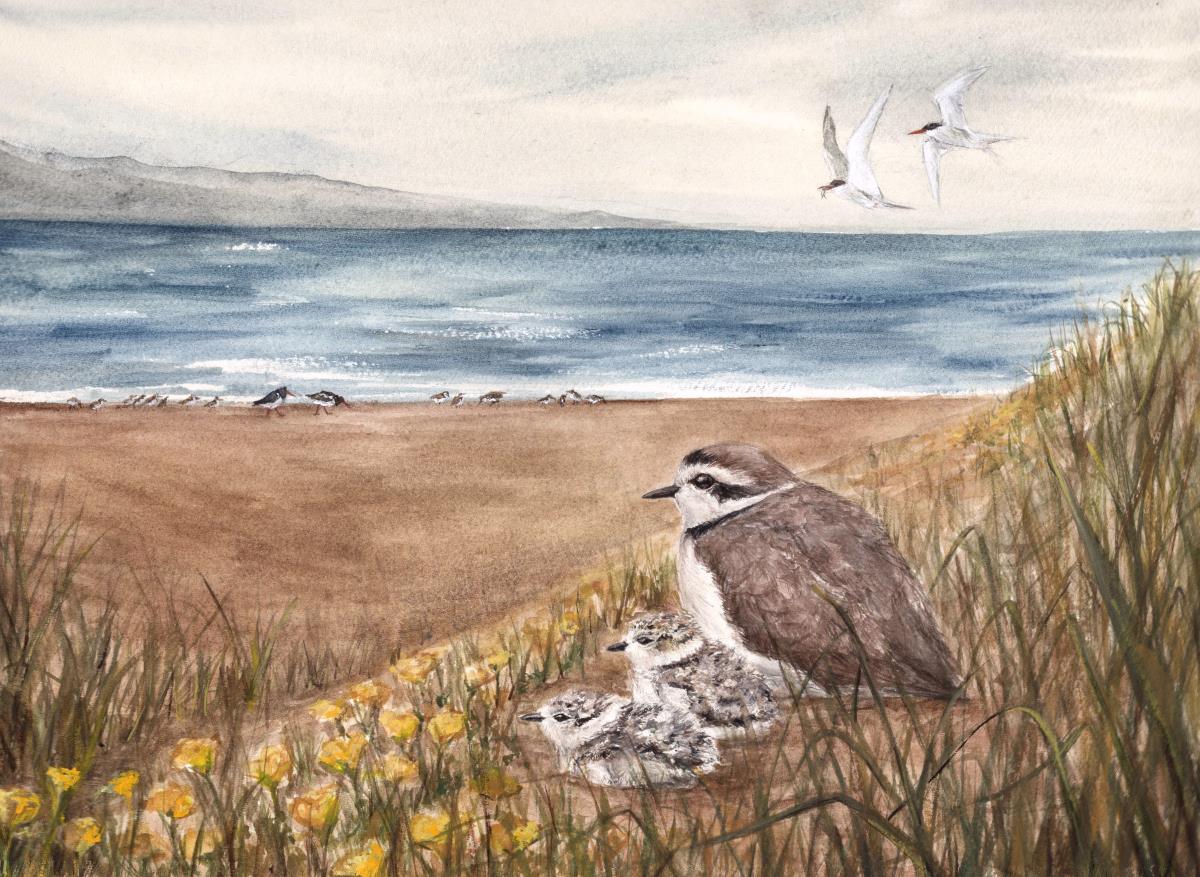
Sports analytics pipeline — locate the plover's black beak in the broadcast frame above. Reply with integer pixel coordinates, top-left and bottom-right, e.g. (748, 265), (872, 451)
(606, 641), (628, 652)
(642, 485), (679, 500)
(519, 713), (543, 722)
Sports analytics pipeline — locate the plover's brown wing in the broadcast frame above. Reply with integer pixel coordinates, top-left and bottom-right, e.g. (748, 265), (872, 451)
(695, 483), (961, 698)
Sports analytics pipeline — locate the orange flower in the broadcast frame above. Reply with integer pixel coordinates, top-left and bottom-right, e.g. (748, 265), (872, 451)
(145, 783), (194, 820)
(318, 733), (368, 775)
(348, 679), (392, 708)
(46, 766), (81, 794)
(425, 710), (466, 746)
(0, 788), (40, 828)
(409, 809), (451, 848)
(332, 838), (385, 877)
(483, 649), (511, 671)
(310, 699), (349, 722)
(107, 770), (139, 801)
(391, 654), (438, 685)
(290, 784), (339, 834)
(558, 609), (581, 636)
(472, 767), (521, 800)
(62, 816), (102, 853)
(379, 709), (420, 743)
(248, 743), (293, 789)
(171, 737), (217, 775)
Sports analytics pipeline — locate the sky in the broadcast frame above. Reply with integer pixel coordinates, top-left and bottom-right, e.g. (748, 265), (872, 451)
(0, 0), (1197, 231)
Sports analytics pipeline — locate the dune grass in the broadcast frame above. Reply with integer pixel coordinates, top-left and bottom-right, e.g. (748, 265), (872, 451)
(1, 263), (1198, 875)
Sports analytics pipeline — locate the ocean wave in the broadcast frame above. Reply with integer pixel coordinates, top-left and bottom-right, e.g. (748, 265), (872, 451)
(450, 306), (575, 321)
(636, 344), (731, 359)
(182, 357), (376, 383)
(382, 325), (584, 342)
(225, 242), (281, 252)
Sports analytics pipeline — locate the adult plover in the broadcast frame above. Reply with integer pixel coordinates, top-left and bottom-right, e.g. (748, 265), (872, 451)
(88, 398), (106, 411)
(203, 396), (222, 408)
(65, 396), (83, 409)
(154, 395), (170, 407)
(478, 390), (505, 405)
(537, 394), (556, 405)
(642, 443), (961, 699)
(430, 391), (451, 404)
(520, 690), (718, 789)
(252, 386), (297, 417)
(119, 394), (141, 407)
(305, 390), (350, 415)
(135, 394), (158, 406)
(608, 612), (777, 737)
(584, 394), (606, 405)
(449, 393), (465, 407)
(564, 389), (584, 404)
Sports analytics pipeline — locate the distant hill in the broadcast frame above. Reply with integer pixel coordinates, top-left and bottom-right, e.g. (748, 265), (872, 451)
(0, 140), (674, 229)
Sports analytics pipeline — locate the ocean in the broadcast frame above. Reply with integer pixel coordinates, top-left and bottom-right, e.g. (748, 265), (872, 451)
(1, 221), (1196, 402)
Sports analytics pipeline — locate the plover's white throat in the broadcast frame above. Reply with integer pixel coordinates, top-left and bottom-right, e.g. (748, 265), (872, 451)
(520, 690), (718, 789)
(608, 612), (778, 738)
(642, 443), (962, 699)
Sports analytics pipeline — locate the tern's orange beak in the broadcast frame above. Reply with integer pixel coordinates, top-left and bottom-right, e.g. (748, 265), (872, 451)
(907, 128), (926, 135)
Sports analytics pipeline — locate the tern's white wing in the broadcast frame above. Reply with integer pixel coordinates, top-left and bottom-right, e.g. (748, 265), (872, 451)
(845, 85), (891, 199)
(933, 65), (990, 129)
(822, 106), (848, 179)
(922, 138), (951, 204)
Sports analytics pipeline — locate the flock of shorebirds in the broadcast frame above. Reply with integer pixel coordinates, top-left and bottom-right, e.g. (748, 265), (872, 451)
(52, 386), (608, 414)
(429, 388), (606, 406)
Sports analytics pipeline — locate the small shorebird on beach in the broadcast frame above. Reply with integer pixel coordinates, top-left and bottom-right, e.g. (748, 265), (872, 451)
(88, 398), (106, 411)
(137, 394), (159, 406)
(908, 65), (1014, 204)
(306, 390), (350, 415)
(520, 690), (718, 789)
(608, 611), (778, 738)
(449, 393), (465, 407)
(478, 390), (505, 405)
(642, 443), (961, 698)
(537, 394), (556, 405)
(65, 396), (83, 409)
(585, 394), (606, 405)
(252, 386), (297, 417)
(155, 395), (170, 407)
(557, 394), (568, 406)
(178, 394), (199, 405)
(564, 389), (584, 404)
(203, 396), (222, 408)
(119, 394), (140, 407)
(430, 391), (451, 404)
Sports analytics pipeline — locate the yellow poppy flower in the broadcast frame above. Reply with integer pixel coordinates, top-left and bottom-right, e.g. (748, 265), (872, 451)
(558, 609), (581, 636)
(145, 783), (194, 820)
(409, 809), (451, 848)
(472, 767), (520, 800)
(62, 816), (102, 853)
(425, 710), (466, 746)
(379, 709), (420, 743)
(171, 737), (217, 775)
(0, 788), (40, 828)
(511, 819), (539, 851)
(348, 679), (392, 708)
(318, 733), (368, 775)
(375, 754), (419, 786)
(248, 743), (293, 789)
(332, 838), (385, 877)
(290, 784), (339, 834)
(47, 766), (81, 794)
(310, 699), (349, 722)
(483, 649), (511, 671)
(107, 770), (139, 801)
(391, 654), (438, 685)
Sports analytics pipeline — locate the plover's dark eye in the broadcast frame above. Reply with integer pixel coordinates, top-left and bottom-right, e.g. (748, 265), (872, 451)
(635, 636), (654, 645)
(691, 473), (715, 489)
(552, 713), (570, 723)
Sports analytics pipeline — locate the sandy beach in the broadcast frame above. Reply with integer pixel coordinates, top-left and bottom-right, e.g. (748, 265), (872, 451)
(0, 396), (984, 650)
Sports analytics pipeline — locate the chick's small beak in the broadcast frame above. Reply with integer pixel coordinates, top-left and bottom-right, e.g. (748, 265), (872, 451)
(642, 484), (680, 500)
(519, 713), (544, 722)
(606, 641), (628, 652)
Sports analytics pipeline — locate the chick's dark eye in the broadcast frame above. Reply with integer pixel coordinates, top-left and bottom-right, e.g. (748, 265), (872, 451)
(691, 473), (715, 489)
(552, 713), (570, 723)
(635, 636), (654, 646)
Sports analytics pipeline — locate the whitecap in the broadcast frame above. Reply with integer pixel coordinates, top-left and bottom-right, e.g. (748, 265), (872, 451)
(225, 242), (281, 252)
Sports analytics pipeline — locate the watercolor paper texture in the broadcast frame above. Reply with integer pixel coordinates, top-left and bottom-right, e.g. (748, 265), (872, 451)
(0, 2), (1198, 876)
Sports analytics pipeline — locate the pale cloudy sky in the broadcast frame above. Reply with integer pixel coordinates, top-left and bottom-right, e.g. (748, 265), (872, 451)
(0, 0), (1197, 230)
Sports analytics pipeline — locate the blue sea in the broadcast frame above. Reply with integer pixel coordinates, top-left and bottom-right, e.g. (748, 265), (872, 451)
(1, 221), (1196, 402)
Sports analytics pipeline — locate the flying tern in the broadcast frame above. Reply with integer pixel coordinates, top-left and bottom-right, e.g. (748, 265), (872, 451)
(908, 65), (1014, 203)
(819, 85), (910, 210)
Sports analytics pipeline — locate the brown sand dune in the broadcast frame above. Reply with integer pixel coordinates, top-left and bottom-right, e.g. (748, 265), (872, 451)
(0, 397), (983, 651)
